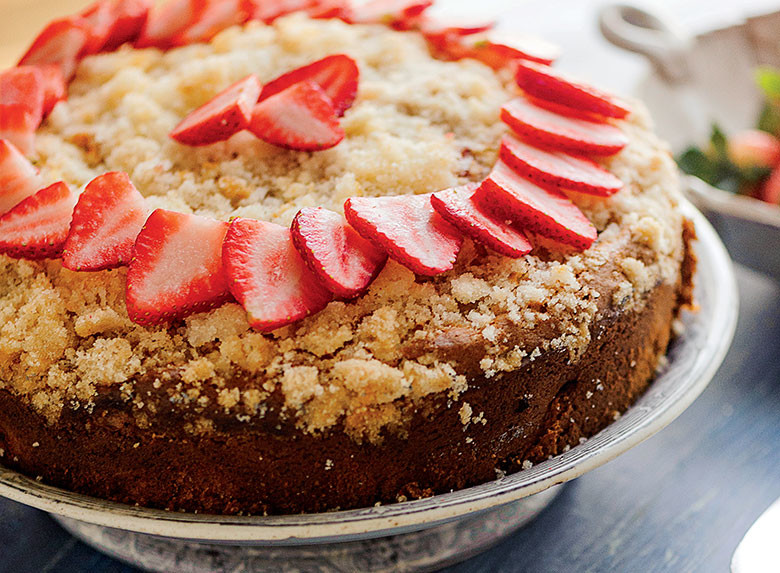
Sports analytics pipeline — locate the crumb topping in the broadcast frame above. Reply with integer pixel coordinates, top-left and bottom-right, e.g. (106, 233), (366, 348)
(0, 15), (685, 442)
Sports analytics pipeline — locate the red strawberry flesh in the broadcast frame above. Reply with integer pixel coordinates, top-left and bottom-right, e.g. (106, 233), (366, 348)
(500, 133), (623, 196)
(291, 206), (387, 298)
(0, 67), (45, 155)
(102, 0), (152, 51)
(501, 96), (628, 156)
(417, 15), (494, 37)
(171, 74), (262, 146)
(431, 182), (532, 258)
(258, 54), (359, 117)
(172, 0), (250, 46)
(34, 64), (67, 116)
(0, 181), (77, 259)
(80, 0), (117, 55)
(467, 31), (560, 68)
(344, 193), (463, 276)
(351, 0), (432, 25)
(516, 60), (631, 119)
(62, 171), (150, 271)
(223, 217), (332, 331)
(0, 139), (45, 215)
(249, 80), (344, 151)
(476, 159), (596, 250)
(307, 0), (353, 20)
(246, 0), (314, 24)
(19, 16), (88, 80)
(126, 209), (232, 324)
(135, 0), (197, 49)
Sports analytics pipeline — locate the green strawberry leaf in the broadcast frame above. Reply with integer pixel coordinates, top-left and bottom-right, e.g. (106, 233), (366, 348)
(709, 123), (729, 159)
(757, 101), (780, 136)
(676, 124), (770, 194)
(756, 66), (780, 101)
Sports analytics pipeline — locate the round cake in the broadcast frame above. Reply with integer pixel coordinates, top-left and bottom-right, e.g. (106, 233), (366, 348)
(0, 0), (694, 515)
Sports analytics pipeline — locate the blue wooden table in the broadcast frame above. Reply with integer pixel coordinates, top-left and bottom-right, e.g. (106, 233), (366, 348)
(1, 264), (778, 572)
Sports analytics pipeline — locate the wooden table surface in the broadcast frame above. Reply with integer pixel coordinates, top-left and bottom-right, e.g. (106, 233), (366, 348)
(1, 1), (779, 571)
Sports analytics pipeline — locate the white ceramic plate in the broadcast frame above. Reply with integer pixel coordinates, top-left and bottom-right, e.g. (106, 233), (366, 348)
(0, 200), (738, 544)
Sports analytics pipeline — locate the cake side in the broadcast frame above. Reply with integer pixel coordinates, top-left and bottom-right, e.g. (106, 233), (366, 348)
(0, 224), (693, 514)
(0, 16), (686, 444)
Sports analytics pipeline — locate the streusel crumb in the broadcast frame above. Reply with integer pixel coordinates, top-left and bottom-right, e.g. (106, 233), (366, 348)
(0, 15), (684, 442)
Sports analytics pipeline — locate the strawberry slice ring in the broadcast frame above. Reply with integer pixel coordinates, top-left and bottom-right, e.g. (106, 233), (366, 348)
(170, 74), (262, 146)
(250, 80), (344, 151)
(0, 139), (45, 215)
(18, 16), (88, 81)
(62, 171), (151, 272)
(516, 60), (631, 120)
(500, 133), (624, 196)
(501, 96), (629, 157)
(476, 159), (597, 250)
(257, 54), (359, 118)
(222, 217), (333, 332)
(0, 0), (635, 332)
(344, 193), (463, 276)
(125, 209), (232, 325)
(350, 0), (433, 25)
(291, 207), (387, 299)
(431, 183), (532, 258)
(0, 181), (77, 260)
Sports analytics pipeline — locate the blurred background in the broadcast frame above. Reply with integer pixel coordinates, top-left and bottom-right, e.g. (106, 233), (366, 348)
(3, 0), (780, 91)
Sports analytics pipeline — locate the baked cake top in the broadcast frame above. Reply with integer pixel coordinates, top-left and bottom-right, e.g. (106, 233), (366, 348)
(0, 10), (685, 442)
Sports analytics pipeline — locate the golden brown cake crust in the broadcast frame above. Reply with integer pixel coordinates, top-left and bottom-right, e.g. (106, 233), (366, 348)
(0, 16), (688, 444)
(0, 228), (694, 515)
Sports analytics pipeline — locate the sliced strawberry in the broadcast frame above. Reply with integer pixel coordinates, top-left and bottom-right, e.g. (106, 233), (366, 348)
(423, 30), (471, 61)
(431, 183), (532, 258)
(500, 134), (623, 197)
(245, 0), (313, 23)
(501, 97), (628, 157)
(351, 0), (432, 27)
(170, 74), (261, 146)
(524, 94), (609, 123)
(476, 159), (596, 249)
(728, 129), (780, 170)
(418, 16), (494, 38)
(465, 31), (559, 69)
(34, 64), (67, 116)
(258, 54), (359, 117)
(18, 17), (89, 81)
(291, 207), (387, 298)
(307, 0), (353, 20)
(0, 181), (77, 259)
(135, 0), (197, 49)
(0, 67), (45, 155)
(0, 139), (45, 215)
(62, 172), (150, 271)
(102, 0), (152, 51)
(515, 60), (631, 119)
(249, 80), (344, 151)
(172, 0), (250, 46)
(222, 217), (332, 331)
(126, 209), (231, 325)
(80, 0), (117, 55)
(344, 193), (463, 276)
